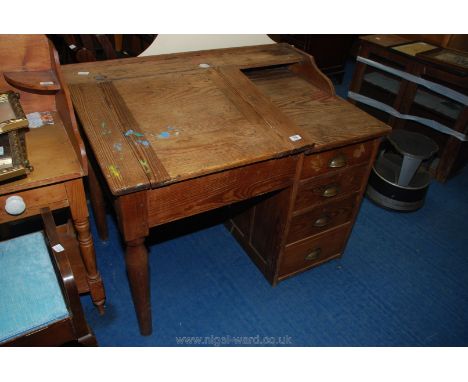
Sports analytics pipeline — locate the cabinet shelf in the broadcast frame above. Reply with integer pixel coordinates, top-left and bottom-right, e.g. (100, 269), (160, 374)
(363, 72), (462, 120)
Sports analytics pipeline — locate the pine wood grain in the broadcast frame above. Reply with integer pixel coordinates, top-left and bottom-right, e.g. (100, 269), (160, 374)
(217, 66), (314, 152)
(301, 140), (374, 179)
(147, 156), (297, 227)
(62, 43), (304, 85)
(115, 191), (151, 335)
(228, 186), (295, 284)
(116, 68), (299, 176)
(50, 43), (88, 172)
(287, 193), (358, 244)
(0, 112), (83, 195)
(87, 158), (108, 240)
(56, 222), (89, 294)
(294, 164), (368, 211)
(60, 43), (391, 334)
(280, 224), (349, 278)
(97, 81), (170, 186)
(115, 191), (149, 242)
(0, 183), (68, 223)
(68, 59), (312, 195)
(65, 178), (105, 313)
(3, 70), (61, 92)
(246, 66), (391, 150)
(70, 83), (150, 195)
(288, 48), (336, 95)
(0, 35), (56, 113)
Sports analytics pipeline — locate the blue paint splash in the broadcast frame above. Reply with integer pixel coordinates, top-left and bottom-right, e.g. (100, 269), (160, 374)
(137, 139), (150, 147)
(158, 131), (170, 139)
(124, 129), (144, 137)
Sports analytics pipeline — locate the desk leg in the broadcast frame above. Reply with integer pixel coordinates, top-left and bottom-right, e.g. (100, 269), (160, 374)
(87, 160), (109, 241)
(116, 191), (152, 335)
(65, 179), (106, 314)
(125, 237), (152, 335)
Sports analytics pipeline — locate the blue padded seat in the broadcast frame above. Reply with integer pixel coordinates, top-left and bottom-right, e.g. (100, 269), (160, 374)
(0, 231), (69, 343)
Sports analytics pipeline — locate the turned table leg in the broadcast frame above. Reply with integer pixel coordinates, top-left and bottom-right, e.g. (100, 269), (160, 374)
(65, 179), (106, 314)
(87, 159), (109, 241)
(116, 191), (152, 335)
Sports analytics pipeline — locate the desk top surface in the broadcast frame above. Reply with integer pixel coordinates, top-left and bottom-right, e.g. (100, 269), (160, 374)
(62, 44), (389, 196)
(0, 113), (83, 196)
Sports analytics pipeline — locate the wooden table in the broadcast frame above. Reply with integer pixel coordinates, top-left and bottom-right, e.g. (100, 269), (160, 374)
(0, 35), (106, 313)
(62, 44), (390, 335)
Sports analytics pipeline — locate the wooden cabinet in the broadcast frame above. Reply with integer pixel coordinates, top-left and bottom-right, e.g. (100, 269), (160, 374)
(228, 139), (379, 285)
(225, 57), (385, 285)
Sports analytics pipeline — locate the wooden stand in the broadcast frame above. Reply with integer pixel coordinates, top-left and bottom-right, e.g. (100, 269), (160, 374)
(349, 35), (468, 182)
(0, 35), (106, 313)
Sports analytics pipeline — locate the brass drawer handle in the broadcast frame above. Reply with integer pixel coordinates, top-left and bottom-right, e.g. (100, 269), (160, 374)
(313, 215), (330, 227)
(329, 155), (347, 168)
(322, 185), (339, 198)
(305, 248), (322, 261)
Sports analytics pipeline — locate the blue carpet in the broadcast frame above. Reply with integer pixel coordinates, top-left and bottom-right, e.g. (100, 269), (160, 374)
(81, 162), (468, 347)
(80, 60), (468, 346)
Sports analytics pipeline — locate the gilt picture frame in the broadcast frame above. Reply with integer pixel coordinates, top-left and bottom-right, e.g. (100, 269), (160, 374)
(0, 91), (32, 182)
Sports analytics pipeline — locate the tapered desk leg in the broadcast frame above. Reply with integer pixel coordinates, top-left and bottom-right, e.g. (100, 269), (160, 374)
(87, 160), (108, 241)
(125, 237), (152, 335)
(65, 179), (106, 314)
(116, 191), (152, 335)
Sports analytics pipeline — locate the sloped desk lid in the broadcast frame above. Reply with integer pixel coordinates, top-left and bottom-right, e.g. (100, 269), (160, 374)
(62, 44), (316, 195)
(62, 44), (389, 196)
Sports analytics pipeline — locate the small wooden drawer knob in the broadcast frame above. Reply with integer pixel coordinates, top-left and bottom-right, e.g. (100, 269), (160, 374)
(322, 185), (339, 198)
(5, 195), (26, 215)
(305, 248), (322, 261)
(313, 215), (330, 227)
(329, 155), (347, 168)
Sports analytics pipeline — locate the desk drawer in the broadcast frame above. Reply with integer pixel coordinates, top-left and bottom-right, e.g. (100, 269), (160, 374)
(301, 141), (373, 179)
(294, 164), (368, 211)
(287, 194), (357, 244)
(280, 225), (349, 278)
(148, 155), (297, 227)
(0, 184), (69, 223)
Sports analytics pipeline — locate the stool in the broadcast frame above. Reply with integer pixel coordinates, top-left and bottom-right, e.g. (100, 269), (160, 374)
(366, 130), (439, 211)
(0, 209), (97, 346)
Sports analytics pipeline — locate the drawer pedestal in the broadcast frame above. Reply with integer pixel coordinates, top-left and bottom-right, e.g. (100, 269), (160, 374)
(228, 139), (380, 285)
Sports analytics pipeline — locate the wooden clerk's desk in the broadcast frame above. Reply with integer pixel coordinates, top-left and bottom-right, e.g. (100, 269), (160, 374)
(62, 44), (390, 335)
